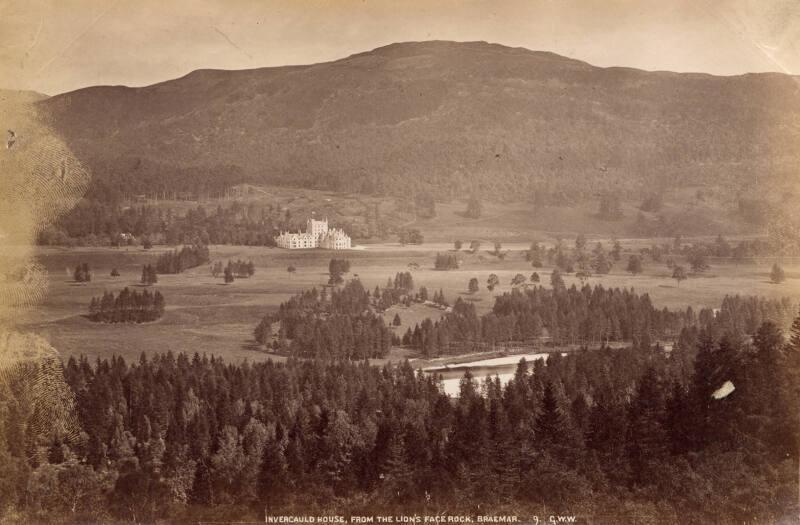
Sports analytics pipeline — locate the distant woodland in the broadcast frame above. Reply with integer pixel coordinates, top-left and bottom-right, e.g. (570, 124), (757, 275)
(38, 203), (283, 247)
(35, 193), (800, 256)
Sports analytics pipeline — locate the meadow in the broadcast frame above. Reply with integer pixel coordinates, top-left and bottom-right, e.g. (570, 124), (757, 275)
(14, 241), (800, 364)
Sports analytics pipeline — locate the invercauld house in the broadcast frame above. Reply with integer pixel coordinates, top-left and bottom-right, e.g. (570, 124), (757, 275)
(275, 217), (352, 250)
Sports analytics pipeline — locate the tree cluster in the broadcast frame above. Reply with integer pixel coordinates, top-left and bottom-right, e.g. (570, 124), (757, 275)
(141, 264), (158, 285)
(328, 258), (351, 285)
(403, 284), (688, 355)
(771, 263), (785, 284)
(434, 253), (460, 270)
(88, 287), (165, 323)
(398, 229), (424, 245)
(213, 260), (256, 280)
(254, 280), (391, 359)
(391, 271), (414, 292)
(73, 263), (92, 283)
(464, 196), (483, 219)
(371, 274), (416, 312)
(402, 283), (799, 360)
(598, 194), (623, 220)
(155, 244), (210, 274)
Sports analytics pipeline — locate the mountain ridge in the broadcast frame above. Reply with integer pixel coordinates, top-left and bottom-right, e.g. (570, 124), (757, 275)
(28, 40), (800, 203)
(39, 40), (797, 98)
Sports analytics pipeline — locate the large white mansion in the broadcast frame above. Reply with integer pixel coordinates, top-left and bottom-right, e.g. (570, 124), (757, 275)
(275, 217), (352, 250)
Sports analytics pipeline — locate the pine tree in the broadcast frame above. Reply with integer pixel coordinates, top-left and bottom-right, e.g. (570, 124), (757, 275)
(626, 367), (667, 484)
(745, 322), (796, 458)
(672, 265), (687, 286)
(787, 313), (800, 454)
(464, 196), (483, 219)
(626, 255), (643, 275)
(381, 433), (414, 503)
(688, 334), (741, 449)
(258, 437), (288, 510)
(550, 269), (565, 290)
(770, 262), (785, 283)
(141, 264), (157, 285)
(535, 382), (563, 446)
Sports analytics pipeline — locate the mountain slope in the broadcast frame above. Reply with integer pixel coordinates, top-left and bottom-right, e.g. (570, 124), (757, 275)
(33, 40), (800, 202)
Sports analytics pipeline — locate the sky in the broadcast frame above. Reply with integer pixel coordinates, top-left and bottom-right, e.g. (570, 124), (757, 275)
(1, 0), (799, 95)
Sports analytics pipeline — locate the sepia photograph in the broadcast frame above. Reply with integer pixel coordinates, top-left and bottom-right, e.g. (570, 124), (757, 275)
(1, 1), (799, 523)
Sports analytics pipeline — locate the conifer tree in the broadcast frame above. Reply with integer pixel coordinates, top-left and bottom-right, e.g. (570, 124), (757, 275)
(770, 262), (785, 283)
(258, 436), (288, 510)
(626, 367), (667, 484)
(535, 382), (564, 446)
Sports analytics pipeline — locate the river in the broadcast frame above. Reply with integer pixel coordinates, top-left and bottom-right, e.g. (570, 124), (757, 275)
(421, 352), (561, 396)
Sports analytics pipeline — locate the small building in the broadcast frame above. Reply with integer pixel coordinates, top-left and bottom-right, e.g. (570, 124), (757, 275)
(275, 217), (352, 250)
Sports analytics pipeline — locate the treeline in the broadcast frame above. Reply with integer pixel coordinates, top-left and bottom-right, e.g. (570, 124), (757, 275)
(705, 294), (797, 338)
(254, 280), (392, 359)
(527, 239), (620, 275)
(524, 234), (796, 280)
(37, 201), (283, 247)
(402, 284), (797, 357)
(403, 285), (683, 356)
(88, 288), (165, 323)
(1, 318), (797, 523)
(681, 234), (798, 260)
(155, 244), (210, 274)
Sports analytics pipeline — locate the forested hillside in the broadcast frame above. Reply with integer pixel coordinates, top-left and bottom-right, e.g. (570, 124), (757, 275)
(33, 41), (800, 204)
(1, 319), (798, 523)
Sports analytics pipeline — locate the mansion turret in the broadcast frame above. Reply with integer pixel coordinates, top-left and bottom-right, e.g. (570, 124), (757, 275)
(275, 217), (352, 250)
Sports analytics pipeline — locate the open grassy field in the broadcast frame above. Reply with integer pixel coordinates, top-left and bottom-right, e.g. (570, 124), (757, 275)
(10, 242), (800, 364)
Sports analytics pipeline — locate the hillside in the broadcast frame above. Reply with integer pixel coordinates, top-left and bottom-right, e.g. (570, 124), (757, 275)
(32, 40), (800, 204)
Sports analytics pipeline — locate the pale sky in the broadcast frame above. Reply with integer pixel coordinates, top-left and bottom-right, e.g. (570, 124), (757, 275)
(1, 0), (799, 95)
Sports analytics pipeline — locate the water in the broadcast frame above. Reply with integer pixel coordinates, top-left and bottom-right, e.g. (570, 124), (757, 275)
(422, 352), (558, 396)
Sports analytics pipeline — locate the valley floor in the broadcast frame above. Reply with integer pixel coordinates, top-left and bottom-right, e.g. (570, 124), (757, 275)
(7, 242), (800, 364)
